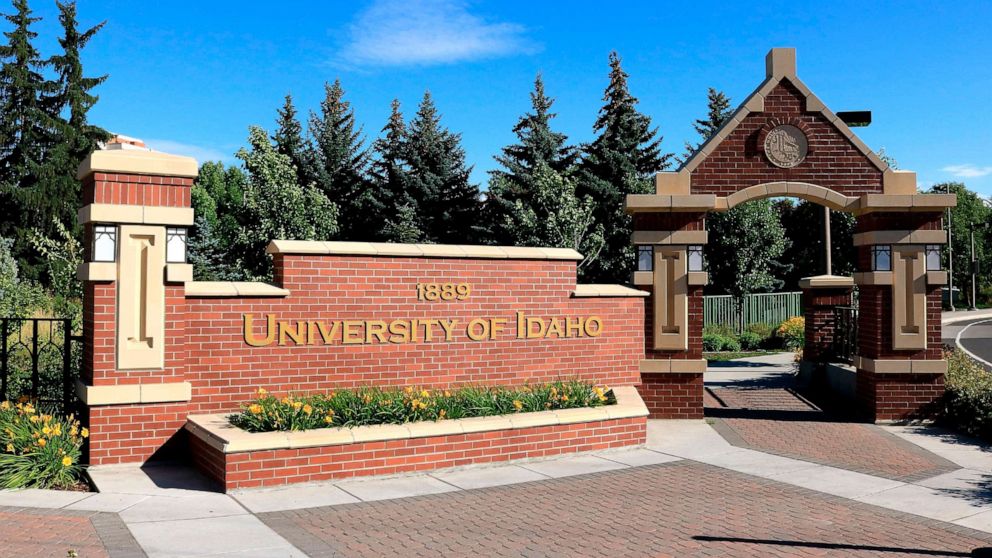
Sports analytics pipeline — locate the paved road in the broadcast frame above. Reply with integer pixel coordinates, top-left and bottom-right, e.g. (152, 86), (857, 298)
(945, 318), (992, 368)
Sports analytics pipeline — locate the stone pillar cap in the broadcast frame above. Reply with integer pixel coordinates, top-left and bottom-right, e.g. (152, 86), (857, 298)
(77, 147), (198, 180)
(798, 275), (855, 289)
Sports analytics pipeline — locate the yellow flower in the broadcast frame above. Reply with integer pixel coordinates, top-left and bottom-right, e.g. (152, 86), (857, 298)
(81, 428), (89, 439)
(52, 424), (62, 437)
(257, 387), (267, 396)
(562, 395), (569, 402)
(323, 414), (334, 424)
(292, 401), (303, 410)
(0, 401), (9, 410)
(5, 444), (13, 452)
(302, 404), (313, 415)
(443, 390), (451, 398)
(420, 389), (430, 398)
(513, 400), (523, 411)
(29, 415), (40, 423)
(37, 438), (46, 447)
(404, 386), (414, 395)
(248, 404), (263, 415)
(42, 426), (51, 436)
(62, 456), (72, 467)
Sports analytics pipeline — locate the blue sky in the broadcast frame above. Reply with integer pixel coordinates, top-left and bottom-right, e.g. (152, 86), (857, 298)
(19, 0), (992, 194)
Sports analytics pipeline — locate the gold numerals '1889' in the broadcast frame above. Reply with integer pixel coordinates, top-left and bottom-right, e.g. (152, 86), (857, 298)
(417, 283), (471, 301)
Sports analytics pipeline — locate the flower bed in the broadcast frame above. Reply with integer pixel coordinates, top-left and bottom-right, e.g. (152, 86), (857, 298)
(187, 386), (647, 491)
(0, 399), (88, 489)
(229, 381), (614, 432)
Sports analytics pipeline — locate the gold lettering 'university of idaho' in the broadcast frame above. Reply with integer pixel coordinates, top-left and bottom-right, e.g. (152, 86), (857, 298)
(242, 312), (604, 347)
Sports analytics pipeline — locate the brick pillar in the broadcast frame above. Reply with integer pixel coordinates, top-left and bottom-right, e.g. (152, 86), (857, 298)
(852, 212), (948, 422)
(631, 211), (708, 419)
(76, 140), (198, 465)
(799, 276), (854, 363)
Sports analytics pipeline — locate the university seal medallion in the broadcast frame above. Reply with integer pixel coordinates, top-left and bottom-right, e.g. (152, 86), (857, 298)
(763, 124), (808, 168)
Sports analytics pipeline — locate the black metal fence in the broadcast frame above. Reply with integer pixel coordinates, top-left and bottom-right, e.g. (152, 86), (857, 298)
(832, 306), (859, 363)
(0, 317), (82, 412)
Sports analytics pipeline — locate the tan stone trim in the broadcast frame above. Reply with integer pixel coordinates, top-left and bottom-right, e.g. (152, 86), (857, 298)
(77, 148), (198, 180)
(798, 274), (854, 289)
(639, 359), (707, 374)
(853, 272), (894, 286)
(721, 182), (860, 212)
(78, 204), (194, 226)
(166, 263), (193, 283)
(77, 380), (192, 406)
(632, 271), (653, 286)
(76, 262), (116, 282)
(625, 194), (717, 213)
(116, 225), (165, 370)
(927, 271), (949, 285)
(679, 48), (890, 176)
(184, 281), (290, 298)
(857, 194), (956, 214)
(687, 272), (709, 286)
(852, 230), (948, 246)
(265, 240), (583, 261)
(572, 284), (649, 298)
(186, 386), (647, 454)
(631, 230), (709, 245)
(883, 169), (918, 195)
(655, 171), (691, 195)
(891, 245), (927, 351)
(853, 356), (947, 375)
(654, 247), (688, 351)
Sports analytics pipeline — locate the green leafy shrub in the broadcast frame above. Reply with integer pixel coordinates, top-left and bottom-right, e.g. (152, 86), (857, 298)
(703, 323), (736, 338)
(777, 316), (805, 350)
(940, 349), (992, 440)
(230, 381), (615, 433)
(0, 400), (87, 489)
(703, 332), (741, 352)
(744, 322), (782, 350)
(738, 331), (764, 351)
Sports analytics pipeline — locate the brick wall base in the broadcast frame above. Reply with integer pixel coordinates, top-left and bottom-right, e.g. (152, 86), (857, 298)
(856, 370), (945, 422)
(637, 373), (704, 419)
(189, 417), (646, 491)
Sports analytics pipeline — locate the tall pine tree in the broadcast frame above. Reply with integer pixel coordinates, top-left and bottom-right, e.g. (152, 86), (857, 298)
(578, 51), (671, 283)
(370, 98), (419, 242)
(27, 1), (108, 239)
(272, 93), (309, 181)
(678, 87), (732, 165)
(0, 0), (49, 240)
(404, 91), (482, 243)
(308, 79), (376, 240)
(487, 73), (576, 243)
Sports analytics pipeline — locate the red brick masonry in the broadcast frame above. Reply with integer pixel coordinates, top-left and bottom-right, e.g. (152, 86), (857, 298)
(190, 416), (647, 491)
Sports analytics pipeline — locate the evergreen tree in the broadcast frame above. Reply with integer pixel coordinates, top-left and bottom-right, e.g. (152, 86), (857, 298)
(234, 126), (338, 279)
(404, 91), (482, 243)
(488, 73), (576, 243)
(189, 161), (247, 280)
(370, 99), (415, 242)
(0, 0), (50, 241)
(578, 51), (671, 283)
(308, 79), (375, 240)
(678, 87), (732, 165)
(272, 93), (309, 180)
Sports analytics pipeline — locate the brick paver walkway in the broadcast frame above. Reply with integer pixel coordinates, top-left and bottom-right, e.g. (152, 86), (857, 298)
(0, 506), (144, 558)
(261, 462), (992, 557)
(707, 386), (959, 482)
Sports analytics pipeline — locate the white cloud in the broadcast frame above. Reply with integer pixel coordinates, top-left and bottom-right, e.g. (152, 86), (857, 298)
(338, 0), (537, 67)
(942, 164), (992, 179)
(142, 139), (234, 165)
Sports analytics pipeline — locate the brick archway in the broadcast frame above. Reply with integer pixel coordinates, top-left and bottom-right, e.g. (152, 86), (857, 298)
(626, 48), (954, 423)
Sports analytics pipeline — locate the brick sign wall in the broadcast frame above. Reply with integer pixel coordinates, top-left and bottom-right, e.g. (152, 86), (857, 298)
(183, 251), (645, 415)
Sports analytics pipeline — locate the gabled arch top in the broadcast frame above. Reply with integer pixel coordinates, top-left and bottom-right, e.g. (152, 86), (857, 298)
(626, 47), (956, 214)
